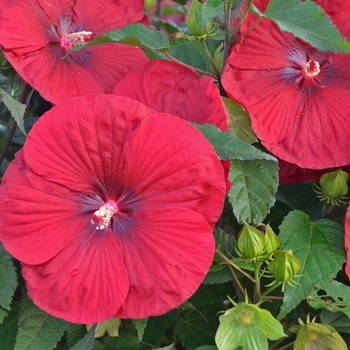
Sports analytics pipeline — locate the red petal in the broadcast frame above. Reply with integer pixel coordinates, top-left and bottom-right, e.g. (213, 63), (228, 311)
(0, 0), (148, 104)
(23, 95), (155, 196)
(0, 151), (95, 265)
(113, 59), (228, 131)
(23, 227), (129, 324)
(114, 208), (215, 319)
(121, 114), (226, 228)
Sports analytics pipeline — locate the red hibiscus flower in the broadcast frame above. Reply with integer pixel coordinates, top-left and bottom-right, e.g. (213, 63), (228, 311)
(0, 0), (149, 104)
(222, 0), (350, 170)
(113, 59), (230, 189)
(0, 95), (226, 323)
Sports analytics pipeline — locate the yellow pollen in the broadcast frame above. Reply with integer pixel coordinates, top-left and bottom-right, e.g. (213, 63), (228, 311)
(91, 202), (118, 230)
(60, 31), (93, 49)
(304, 60), (320, 77)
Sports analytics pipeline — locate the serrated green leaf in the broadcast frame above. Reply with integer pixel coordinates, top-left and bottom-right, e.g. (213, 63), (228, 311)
(69, 24), (169, 54)
(277, 211), (345, 320)
(132, 318), (148, 341)
(176, 303), (221, 348)
(320, 309), (350, 333)
(0, 88), (26, 135)
(169, 39), (218, 73)
(263, 0), (350, 53)
(228, 159), (278, 225)
(0, 243), (18, 313)
(0, 301), (19, 350)
(103, 332), (139, 350)
(308, 280), (350, 317)
(193, 123), (276, 162)
(69, 324), (96, 350)
(222, 97), (258, 144)
(0, 72), (12, 94)
(14, 294), (69, 350)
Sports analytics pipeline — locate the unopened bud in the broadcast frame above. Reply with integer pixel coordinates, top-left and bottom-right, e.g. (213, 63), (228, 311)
(268, 250), (302, 282)
(86, 318), (121, 338)
(259, 224), (280, 256)
(185, 0), (213, 39)
(237, 222), (266, 259)
(319, 169), (349, 202)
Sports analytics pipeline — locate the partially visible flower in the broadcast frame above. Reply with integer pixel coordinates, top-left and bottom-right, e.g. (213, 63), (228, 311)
(113, 59), (230, 190)
(86, 318), (121, 338)
(0, 94), (226, 323)
(0, 0), (149, 104)
(222, 0), (350, 169)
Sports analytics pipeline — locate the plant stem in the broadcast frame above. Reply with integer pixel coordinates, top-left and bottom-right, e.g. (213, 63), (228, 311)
(164, 52), (216, 77)
(215, 249), (256, 282)
(253, 262), (261, 303)
(200, 40), (221, 81)
(233, 16), (262, 43)
(223, 0), (233, 69)
(260, 281), (283, 299)
(277, 341), (295, 350)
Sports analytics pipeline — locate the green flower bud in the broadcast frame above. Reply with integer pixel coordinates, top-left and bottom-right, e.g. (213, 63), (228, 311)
(213, 43), (224, 75)
(268, 250), (302, 282)
(86, 318), (121, 338)
(185, 0), (213, 39)
(320, 169), (349, 199)
(144, 0), (156, 10)
(258, 223), (280, 256)
(294, 322), (347, 350)
(237, 222), (266, 259)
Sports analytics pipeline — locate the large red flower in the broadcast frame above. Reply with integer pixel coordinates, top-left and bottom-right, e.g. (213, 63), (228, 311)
(0, 0), (148, 104)
(222, 0), (350, 169)
(113, 59), (230, 189)
(0, 95), (226, 323)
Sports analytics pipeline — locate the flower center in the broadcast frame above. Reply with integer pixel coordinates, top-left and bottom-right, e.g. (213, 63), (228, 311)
(303, 60), (320, 77)
(91, 202), (118, 230)
(60, 31), (94, 50)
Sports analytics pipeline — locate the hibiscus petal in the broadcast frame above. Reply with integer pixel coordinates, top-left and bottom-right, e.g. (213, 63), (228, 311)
(0, 0), (148, 104)
(114, 207), (215, 319)
(0, 150), (98, 265)
(113, 59), (228, 131)
(23, 95), (155, 197)
(22, 226), (129, 324)
(120, 114), (226, 227)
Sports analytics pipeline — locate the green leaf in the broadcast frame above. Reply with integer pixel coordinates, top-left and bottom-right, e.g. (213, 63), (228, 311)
(222, 97), (258, 144)
(13, 294), (69, 350)
(193, 123), (276, 162)
(195, 346), (218, 350)
(66, 324), (87, 348)
(169, 39), (218, 73)
(69, 24), (169, 54)
(132, 318), (148, 341)
(0, 72), (12, 94)
(0, 243), (18, 315)
(103, 332), (140, 350)
(277, 211), (345, 319)
(201, 1), (224, 29)
(320, 309), (350, 333)
(0, 88), (26, 135)
(308, 280), (350, 317)
(155, 344), (176, 350)
(228, 159), (278, 225)
(0, 301), (19, 350)
(176, 303), (221, 348)
(142, 310), (178, 347)
(263, 0), (350, 53)
(69, 324), (96, 350)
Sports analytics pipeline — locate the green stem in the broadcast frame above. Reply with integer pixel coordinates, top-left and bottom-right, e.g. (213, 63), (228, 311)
(230, 0), (252, 41)
(253, 262), (261, 303)
(164, 52), (216, 78)
(223, 0), (233, 69)
(215, 249), (256, 283)
(200, 40), (221, 81)
(233, 16), (262, 43)
(260, 281), (283, 299)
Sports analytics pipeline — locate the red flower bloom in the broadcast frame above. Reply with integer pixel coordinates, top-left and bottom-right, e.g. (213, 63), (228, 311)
(222, 0), (350, 170)
(0, 0), (149, 104)
(113, 59), (230, 189)
(0, 95), (226, 323)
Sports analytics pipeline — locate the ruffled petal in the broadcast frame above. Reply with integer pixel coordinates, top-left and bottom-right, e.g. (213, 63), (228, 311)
(120, 114), (226, 227)
(114, 207), (215, 319)
(23, 226), (129, 324)
(23, 95), (155, 197)
(0, 150), (96, 265)
(113, 59), (228, 131)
